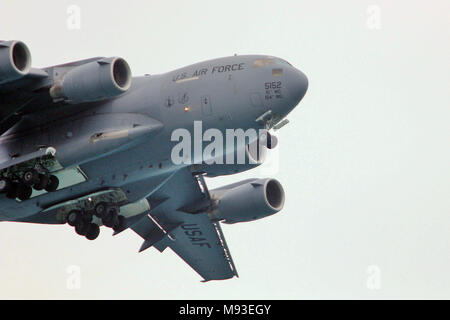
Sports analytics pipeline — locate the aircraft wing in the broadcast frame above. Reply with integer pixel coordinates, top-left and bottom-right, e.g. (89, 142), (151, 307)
(130, 167), (238, 281)
(0, 67), (51, 134)
(0, 48), (120, 135)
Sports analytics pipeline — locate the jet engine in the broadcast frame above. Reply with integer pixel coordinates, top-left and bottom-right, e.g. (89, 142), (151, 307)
(209, 178), (285, 224)
(50, 57), (132, 103)
(0, 40), (32, 85)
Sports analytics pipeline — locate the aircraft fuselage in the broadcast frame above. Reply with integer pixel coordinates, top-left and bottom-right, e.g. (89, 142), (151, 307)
(0, 54), (308, 221)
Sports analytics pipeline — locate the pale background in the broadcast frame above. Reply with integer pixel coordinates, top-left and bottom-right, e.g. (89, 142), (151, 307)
(0, 0), (448, 299)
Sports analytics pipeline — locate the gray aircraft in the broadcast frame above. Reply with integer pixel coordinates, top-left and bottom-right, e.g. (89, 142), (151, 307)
(0, 40), (308, 281)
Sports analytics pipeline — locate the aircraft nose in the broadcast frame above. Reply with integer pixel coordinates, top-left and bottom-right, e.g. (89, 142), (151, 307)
(287, 67), (308, 104)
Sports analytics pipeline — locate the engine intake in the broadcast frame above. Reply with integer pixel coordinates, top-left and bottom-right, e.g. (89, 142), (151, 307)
(209, 178), (285, 224)
(50, 57), (132, 103)
(0, 40), (32, 84)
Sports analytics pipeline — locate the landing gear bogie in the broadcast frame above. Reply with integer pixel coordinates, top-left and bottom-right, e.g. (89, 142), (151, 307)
(1, 168), (59, 201)
(0, 150), (61, 201)
(66, 203), (124, 241)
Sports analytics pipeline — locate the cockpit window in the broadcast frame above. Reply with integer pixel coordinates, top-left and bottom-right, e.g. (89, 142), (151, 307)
(253, 57), (292, 68)
(252, 59), (265, 68)
(272, 68), (283, 76)
(275, 58), (292, 66)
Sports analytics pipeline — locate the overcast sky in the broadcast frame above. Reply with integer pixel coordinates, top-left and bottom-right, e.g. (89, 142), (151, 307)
(0, 0), (449, 299)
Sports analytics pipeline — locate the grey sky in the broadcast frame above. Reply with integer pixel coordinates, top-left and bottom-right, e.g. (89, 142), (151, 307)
(0, 0), (448, 299)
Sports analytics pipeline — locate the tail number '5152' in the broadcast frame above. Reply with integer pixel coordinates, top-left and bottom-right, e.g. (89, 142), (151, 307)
(265, 81), (282, 89)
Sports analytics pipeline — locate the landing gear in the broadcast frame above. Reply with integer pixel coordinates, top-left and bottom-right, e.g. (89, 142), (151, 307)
(114, 215), (126, 232)
(44, 175), (59, 192)
(74, 220), (90, 236)
(17, 184), (33, 201)
(5, 182), (19, 199)
(67, 209), (81, 227)
(94, 202), (107, 218)
(0, 171), (59, 201)
(33, 174), (49, 191)
(68, 209), (100, 240)
(102, 206), (119, 228)
(66, 204), (125, 241)
(0, 149), (61, 201)
(22, 169), (39, 186)
(0, 178), (12, 194)
(85, 223), (100, 240)
(94, 202), (125, 231)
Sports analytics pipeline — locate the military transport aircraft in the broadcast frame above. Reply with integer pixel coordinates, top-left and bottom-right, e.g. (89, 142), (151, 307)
(0, 40), (308, 281)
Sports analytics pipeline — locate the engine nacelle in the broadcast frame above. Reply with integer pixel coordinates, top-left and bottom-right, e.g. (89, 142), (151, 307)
(50, 57), (131, 104)
(0, 40), (31, 85)
(209, 178), (285, 224)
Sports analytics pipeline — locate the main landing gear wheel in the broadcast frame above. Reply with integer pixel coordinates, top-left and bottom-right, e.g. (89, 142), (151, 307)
(74, 222), (85, 236)
(33, 174), (50, 191)
(85, 223), (100, 240)
(17, 184), (33, 201)
(81, 211), (93, 223)
(22, 169), (39, 186)
(113, 215), (126, 232)
(0, 178), (12, 194)
(94, 202), (107, 218)
(102, 206), (119, 228)
(75, 221), (100, 240)
(6, 182), (19, 199)
(44, 175), (59, 192)
(67, 210), (81, 227)
(75, 220), (90, 236)
(75, 220), (95, 240)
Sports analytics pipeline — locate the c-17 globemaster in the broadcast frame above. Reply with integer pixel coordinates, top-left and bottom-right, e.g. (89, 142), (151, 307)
(0, 40), (308, 281)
